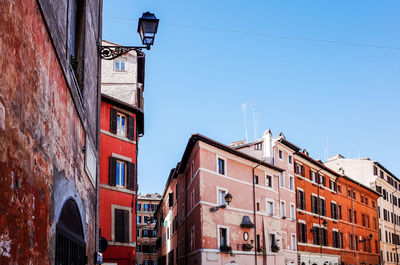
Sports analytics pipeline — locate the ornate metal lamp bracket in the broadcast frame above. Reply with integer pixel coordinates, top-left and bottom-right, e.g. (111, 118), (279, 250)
(99, 45), (148, 60)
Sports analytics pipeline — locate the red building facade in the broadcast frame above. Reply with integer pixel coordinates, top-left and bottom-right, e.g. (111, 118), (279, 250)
(99, 48), (145, 265)
(294, 150), (380, 265)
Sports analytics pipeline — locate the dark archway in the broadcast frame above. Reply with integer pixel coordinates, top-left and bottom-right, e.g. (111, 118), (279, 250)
(55, 199), (86, 265)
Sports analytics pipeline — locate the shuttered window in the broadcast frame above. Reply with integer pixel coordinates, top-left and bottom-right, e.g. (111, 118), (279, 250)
(331, 202), (338, 219)
(109, 108), (135, 140)
(109, 157), (136, 191)
(297, 190), (306, 210)
(298, 223), (307, 243)
(115, 209), (129, 242)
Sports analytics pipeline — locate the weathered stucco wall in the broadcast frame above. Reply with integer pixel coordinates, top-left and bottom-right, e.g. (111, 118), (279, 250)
(0, 0), (101, 264)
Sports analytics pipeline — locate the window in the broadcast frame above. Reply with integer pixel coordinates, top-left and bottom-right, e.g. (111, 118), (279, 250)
(217, 189), (227, 205)
(218, 227), (228, 248)
(348, 209), (352, 222)
(374, 166), (378, 175)
(289, 176), (294, 191)
(313, 227), (320, 245)
(266, 175), (272, 188)
(319, 174), (326, 186)
(267, 200), (274, 216)
(109, 157), (135, 190)
(254, 175), (259, 185)
(288, 155), (293, 165)
(68, 0), (85, 89)
(137, 216), (142, 223)
(311, 195), (319, 214)
(295, 163), (303, 175)
(117, 112), (127, 136)
(109, 109), (135, 140)
(144, 216), (150, 224)
(297, 190), (306, 210)
(278, 149), (283, 160)
(137, 203), (141, 211)
(332, 230), (339, 248)
(254, 142), (262, 150)
(298, 222), (307, 243)
(329, 180), (335, 191)
(168, 192), (174, 207)
(143, 204), (150, 211)
(291, 234), (296, 250)
(310, 170), (317, 182)
(321, 228), (328, 246)
(116, 160), (126, 187)
(339, 232), (344, 248)
(114, 208), (130, 242)
(337, 185), (341, 193)
(350, 234), (354, 250)
(338, 205), (342, 219)
(269, 233), (277, 252)
(279, 173), (284, 187)
(290, 204), (295, 220)
(114, 59), (126, 71)
(280, 201), (286, 218)
(331, 202), (338, 220)
(380, 171), (384, 179)
(217, 158), (225, 175)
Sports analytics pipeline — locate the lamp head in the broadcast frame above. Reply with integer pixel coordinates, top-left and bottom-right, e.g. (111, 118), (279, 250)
(137, 12), (159, 48)
(224, 193), (233, 205)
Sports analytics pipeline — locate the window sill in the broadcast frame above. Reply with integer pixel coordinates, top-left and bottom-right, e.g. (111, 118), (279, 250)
(108, 241), (136, 247)
(100, 183), (136, 195)
(101, 129), (136, 144)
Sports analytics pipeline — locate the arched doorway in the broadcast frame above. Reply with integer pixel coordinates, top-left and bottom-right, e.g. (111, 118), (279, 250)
(55, 199), (86, 265)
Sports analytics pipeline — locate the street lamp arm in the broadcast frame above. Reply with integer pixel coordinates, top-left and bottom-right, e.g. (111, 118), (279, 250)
(99, 45), (148, 60)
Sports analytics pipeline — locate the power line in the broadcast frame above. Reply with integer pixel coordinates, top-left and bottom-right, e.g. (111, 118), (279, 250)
(103, 15), (400, 50)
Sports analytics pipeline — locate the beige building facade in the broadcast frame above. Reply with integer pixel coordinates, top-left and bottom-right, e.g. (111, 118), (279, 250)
(137, 193), (162, 265)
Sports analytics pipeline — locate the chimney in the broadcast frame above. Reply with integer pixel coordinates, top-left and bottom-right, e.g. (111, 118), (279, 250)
(262, 129), (273, 164)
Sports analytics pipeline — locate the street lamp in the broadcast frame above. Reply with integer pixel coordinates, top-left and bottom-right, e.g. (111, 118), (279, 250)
(210, 193), (233, 212)
(99, 12), (159, 60)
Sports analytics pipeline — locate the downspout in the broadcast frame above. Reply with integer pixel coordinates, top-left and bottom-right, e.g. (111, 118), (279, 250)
(253, 162), (261, 265)
(185, 167), (188, 265)
(392, 190), (398, 265)
(316, 168), (323, 259)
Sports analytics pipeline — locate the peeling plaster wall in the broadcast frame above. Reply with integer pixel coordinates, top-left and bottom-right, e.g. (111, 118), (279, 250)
(0, 0), (101, 264)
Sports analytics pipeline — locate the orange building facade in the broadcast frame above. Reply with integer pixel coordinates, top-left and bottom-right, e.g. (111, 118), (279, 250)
(294, 150), (380, 265)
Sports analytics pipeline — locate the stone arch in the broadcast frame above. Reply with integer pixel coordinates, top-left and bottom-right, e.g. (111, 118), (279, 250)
(55, 198), (86, 265)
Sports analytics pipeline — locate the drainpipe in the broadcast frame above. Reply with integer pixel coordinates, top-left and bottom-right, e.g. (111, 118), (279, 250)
(316, 168), (323, 259)
(253, 162), (261, 265)
(392, 190), (398, 265)
(185, 169), (188, 265)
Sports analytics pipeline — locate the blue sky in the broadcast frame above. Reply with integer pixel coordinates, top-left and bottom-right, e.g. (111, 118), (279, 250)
(103, 0), (400, 194)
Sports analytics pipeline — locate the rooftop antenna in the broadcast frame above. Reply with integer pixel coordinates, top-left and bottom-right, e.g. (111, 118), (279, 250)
(255, 113), (260, 140)
(251, 100), (257, 140)
(241, 103), (248, 143)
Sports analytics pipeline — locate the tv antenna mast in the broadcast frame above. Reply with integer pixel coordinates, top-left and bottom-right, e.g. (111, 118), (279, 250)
(251, 100), (258, 140)
(241, 103), (248, 143)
